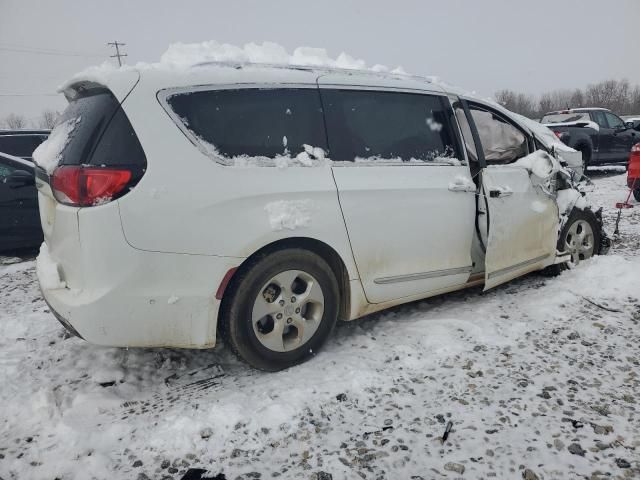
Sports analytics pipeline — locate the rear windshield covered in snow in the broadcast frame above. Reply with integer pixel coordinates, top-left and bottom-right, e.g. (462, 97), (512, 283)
(321, 90), (460, 162)
(540, 112), (590, 124)
(56, 88), (146, 168)
(166, 88), (327, 159)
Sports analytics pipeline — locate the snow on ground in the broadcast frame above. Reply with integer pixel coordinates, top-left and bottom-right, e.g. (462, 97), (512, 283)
(1, 170), (639, 480)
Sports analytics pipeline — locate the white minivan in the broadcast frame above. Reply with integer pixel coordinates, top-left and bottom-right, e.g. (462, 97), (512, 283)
(35, 63), (606, 370)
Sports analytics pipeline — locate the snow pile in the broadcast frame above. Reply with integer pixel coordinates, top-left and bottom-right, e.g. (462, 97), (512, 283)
(35, 243), (65, 290)
(32, 117), (80, 174)
(160, 41), (406, 73)
(191, 133), (329, 168)
(295, 144), (326, 166)
(1, 171), (638, 480)
(264, 199), (313, 231)
(448, 175), (476, 191)
(60, 41), (408, 93)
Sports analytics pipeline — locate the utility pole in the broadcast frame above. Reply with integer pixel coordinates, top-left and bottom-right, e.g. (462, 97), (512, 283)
(107, 41), (127, 66)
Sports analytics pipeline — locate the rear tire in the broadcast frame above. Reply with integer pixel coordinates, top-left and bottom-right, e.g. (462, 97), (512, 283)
(634, 189), (640, 202)
(545, 208), (601, 275)
(219, 248), (339, 371)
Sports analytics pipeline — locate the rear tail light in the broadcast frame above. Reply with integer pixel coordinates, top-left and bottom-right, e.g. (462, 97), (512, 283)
(51, 166), (132, 207)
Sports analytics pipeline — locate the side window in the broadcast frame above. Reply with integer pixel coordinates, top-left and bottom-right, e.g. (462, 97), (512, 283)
(166, 88), (327, 160)
(0, 136), (39, 158)
(321, 89), (461, 163)
(604, 112), (624, 129)
(468, 106), (528, 164)
(0, 159), (18, 177)
(591, 111), (608, 129)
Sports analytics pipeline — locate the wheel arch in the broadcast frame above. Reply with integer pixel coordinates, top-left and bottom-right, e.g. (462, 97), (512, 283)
(218, 236), (352, 324)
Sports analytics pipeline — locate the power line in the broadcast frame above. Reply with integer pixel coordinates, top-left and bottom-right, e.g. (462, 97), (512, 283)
(107, 41), (127, 66)
(0, 93), (59, 97)
(0, 45), (104, 58)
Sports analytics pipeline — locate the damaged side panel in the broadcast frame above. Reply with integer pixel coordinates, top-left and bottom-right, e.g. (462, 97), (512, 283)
(482, 166), (559, 290)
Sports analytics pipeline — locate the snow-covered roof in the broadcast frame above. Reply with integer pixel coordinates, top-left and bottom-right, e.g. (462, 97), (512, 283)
(59, 41), (449, 99)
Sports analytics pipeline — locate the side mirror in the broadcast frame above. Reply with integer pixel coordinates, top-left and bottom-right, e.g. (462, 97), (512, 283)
(625, 121), (635, 129)
(4, 169), (35, 188)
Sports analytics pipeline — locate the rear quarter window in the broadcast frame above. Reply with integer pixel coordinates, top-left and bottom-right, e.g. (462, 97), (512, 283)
(57, 88), (146, 169)
(165, 88), (327, 162)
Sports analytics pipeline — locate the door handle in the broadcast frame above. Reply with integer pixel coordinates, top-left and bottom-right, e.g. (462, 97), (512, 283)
(489, 188), (513, 198)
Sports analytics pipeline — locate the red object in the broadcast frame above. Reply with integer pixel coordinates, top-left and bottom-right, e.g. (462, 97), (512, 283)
(553, 131), (563, 139)
(52, 166), (132, 207)
(215, 267), (238, 300)
(628, 143), (640, 189)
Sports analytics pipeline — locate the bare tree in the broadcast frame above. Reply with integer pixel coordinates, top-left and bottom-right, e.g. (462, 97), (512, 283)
(5, 113), (27, 129)
(38, 109), (59, 129)
(569, 89), (584, 109)
(496, 78), (640, 119)
(495, 89), (536, 118)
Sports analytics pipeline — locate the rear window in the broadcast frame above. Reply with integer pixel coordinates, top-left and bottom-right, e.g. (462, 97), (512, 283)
(540, 112), (590, 124)
(56, 88), (146, 169)
(320, 89), (461, 163)
(165, 88), (327, 160)
(0, 135), (46, 158)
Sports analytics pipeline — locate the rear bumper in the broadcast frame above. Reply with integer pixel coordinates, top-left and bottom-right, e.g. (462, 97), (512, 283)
(37, 200), (240, 348)
(43, 294), (83, 339)
(39, 248), (238, 348)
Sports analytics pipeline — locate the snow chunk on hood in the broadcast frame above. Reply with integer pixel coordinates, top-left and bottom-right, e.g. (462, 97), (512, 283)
(557, 188), (587, 216)
(32, 117), (80, 174)
(513, 150), (558, 179)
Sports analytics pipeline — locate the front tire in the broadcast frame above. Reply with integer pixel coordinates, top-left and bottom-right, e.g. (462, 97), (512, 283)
(220, 248), (339, 371)
(634, 188), (640, 202)
(551, 208), (601, 274)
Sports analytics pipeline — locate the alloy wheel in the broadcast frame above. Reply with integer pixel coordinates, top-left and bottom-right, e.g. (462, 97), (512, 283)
(251, 270), (325, 352)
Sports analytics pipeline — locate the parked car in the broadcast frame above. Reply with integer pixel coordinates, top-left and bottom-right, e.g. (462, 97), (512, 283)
(540, 108), (639, 169)
(0, 129), (49, 161)
(34, 64), (607, 370)
(0, 152), (43, 252)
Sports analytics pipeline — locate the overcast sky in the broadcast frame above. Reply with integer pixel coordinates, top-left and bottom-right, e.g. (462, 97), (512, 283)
(1, 0), (638, 124)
